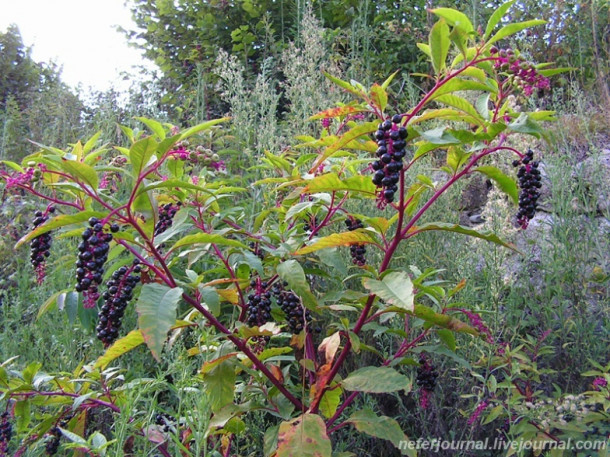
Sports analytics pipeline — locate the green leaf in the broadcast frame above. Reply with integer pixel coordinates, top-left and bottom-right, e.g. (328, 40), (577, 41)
(36, 290), (66, 320)
(429, 78), (495, 99)
(412, 305), (477, 335)
(276, 414), (332, 457)
(203, 359), (235, 412)
(431, 8), (475, 35)
(488, 20), (547, 46)
(319, 384), (342, 419)
(342, 366), (409, 393)
(295, 230), (378, 255)
(129, 136), (158, 178)
(484, 0), (517, 39)
(537, 67), (575, 77)
(93, 330), (145, 369)
(15, 211), (106, 248)
(474, 166), (518, 204)
(346, 409), (414, 456)
(309, 121), (378, 172)
(276, 260), (317, 310)
(507, 113), (545, 139)
(170, 233), (248, 250)
(411, 222), (518, 251)
(60, 159), (98, 190)
(437, 329), (457, 351)
(178, 117), (229, 141)
(136, 284), (183, 361)
(434, 94), (483, 123)
(370, 84), (388, 112)
(324, 72), (365, 98)
(429, 19), (450, 75)
(482, 404), (504, 425)
(362, 272), (414, 311)
(198, 286), (220, 316)
(136, 117), (166, 140)
(302, 173), (377, 197)
(381, 70), (399, 90)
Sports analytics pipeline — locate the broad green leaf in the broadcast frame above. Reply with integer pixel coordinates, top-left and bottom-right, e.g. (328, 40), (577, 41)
(475, 93), (491, 120)
(136, 117), (166, 140)
(362, 272), (414, 311)
(507, 113), (545, 139)
(309, 105), (367, 121)
(295, 230), (378, 255)
(428, 78), (495, 100)
(482, 404), (504, 425)
(15, 211), (106, 248)
(170, 233), (248, 250)
(431, 8), (474, 35)
(264, 150), (292, 175)
(537, 67), (575, 77)
(487, 20), (547, 46)
(136, 284), (183, 361)
(416, 43), (431, 58)
(381, 70), (399, 90)
(93, 330), (145, 369)
(83, 131), (102, 155)
(484, 0), (517, 39)
(416, 126), (459, 145)
(178, 117), (229, 141)
(346, 409), (414, 456)
(276, 414), (331, 457)
(437, 329), (457, 351)
(60, 159), (98, 189)
(429, 19), (450, 75)
(276, 260), (317, 310)
(319, 384), (342, 419)
(198, 285), (220, 316)
(58, 427), (87, 445)
(310, 121), (378, 172)
(342, 367), (409, 393)
(411, 305), (478, 334)
(129, 136), (158, 178)
(410, 222), (518, 251)
(1, 159), (24, 172)
(474, 165), (518, 204)
(302, 173), (377, 197)
(434, 94), (483, 123)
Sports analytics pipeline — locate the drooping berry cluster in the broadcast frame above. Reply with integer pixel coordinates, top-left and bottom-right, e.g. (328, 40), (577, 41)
(75, 218), (118, 308)
(491, 47), (550, 97)
(246, 280), (272, 328)
(168, 141), (226, 171)
(416, 356), (438, 393)
(44, 426), (61, 455)
(0, 412), (12, 455)
(154, 413), (177, 433)
(345, 218), (366, 266)
(96, 260), (141, 346)
(30, 206), (55, 284)
(272, 285), (311, 335)
(154, 202), (181, 236)
(512, 149), (541, 229)
(371, 114), (407, 204)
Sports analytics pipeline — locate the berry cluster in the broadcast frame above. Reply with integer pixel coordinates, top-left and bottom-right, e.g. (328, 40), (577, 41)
(371, 114), (407, 204)
(96, 260), (141, 346)
(416, 356), (439, 393)
(154, 413), (177, 433)
(246, 280), (272, 328)
(0, 412), (12, 455)
(512, 149), (541, 229)
(169, 141), (226, 171)
(273, 285), (312, 334)
(345, 218), (366, 266)
(154, 202), (181, 236)
(75, 218), (118, 308)
(45, 426), (61, 455)
(492, 47), (550, 96)
(30, 206), (55, 284)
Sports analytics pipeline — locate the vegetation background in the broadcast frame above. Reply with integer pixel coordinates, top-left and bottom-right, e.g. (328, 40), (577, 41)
(0, 0), (608, 455)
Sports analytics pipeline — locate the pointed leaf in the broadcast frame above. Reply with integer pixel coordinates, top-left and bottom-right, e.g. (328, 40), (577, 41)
(295, 230), (378, 255)
(324, 72), (364, 98)
(129, 136), (158, 178)
(309, 105), (367, 121)
(171, 233), (248, 250)
(276, 414), (332, 457)
(15, 211), (106, 248)
(302, 173), (377, 197)
(342, 367), (408, 393)
(346, 409), (414, 456)
(277, 260), (317, 310)
(93, 330), (145, 369)
(319, 385), (342, 419)
(136, 117), (166, 140)
(203, 359), (236, 412)
(434, 94), (483, 123)
(484, 0), (517, 39)
(474, 165), (518, 204)
(431, 8), (475, 35)
(429, 19), (450, 75)
(370, 84), (388, 112)
(488, 20), (547, 46)
(362, 272), (414, 311)
(411, 222), (518, 251)
(178, 117), (229, 141)
(60, 159), (98, 189)
(136, 284), (183, 361)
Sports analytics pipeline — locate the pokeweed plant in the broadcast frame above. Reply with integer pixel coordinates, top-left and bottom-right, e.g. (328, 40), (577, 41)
(0, 3), (569, 456)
